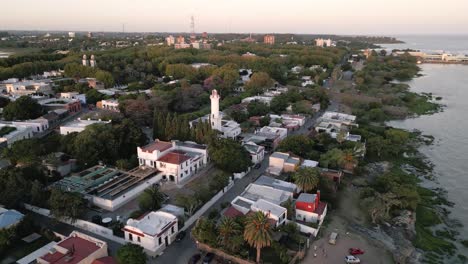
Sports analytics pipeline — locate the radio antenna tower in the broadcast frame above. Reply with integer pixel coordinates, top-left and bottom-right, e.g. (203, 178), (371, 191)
(190, 15), (196, 42)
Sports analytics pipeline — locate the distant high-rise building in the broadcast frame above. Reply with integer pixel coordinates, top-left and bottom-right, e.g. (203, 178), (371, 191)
(264, 35), (275, 45)
(176, 36), (185, 44)
(82, 54), (88, 66)
(90, 55), (96, 68)
(87, 32), (93, 38)
(315, 38), (332, 47)
(68, 32), (76, 38)
(202, 32), (208, 39)
(166, 35), (175, 46)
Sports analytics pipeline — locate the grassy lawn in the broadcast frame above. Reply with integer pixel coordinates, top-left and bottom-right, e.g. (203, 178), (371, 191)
(9, 237), (51, 260)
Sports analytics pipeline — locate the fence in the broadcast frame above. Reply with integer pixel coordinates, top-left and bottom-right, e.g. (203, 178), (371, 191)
(24, 203), (126, 245)
(181, 180), (235, 231)
(197, 242), (255, 264)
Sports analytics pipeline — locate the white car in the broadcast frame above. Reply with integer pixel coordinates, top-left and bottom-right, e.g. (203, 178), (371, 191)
(345, 255), (361, 263)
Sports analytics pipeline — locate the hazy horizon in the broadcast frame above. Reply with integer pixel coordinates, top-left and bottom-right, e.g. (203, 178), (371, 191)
(2, 0), (468, 35)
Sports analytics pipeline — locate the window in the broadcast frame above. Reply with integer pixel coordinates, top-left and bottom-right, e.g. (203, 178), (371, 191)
(137, 236), (141, 243)
(158, 237), (162, 245)
(129, 233), (133, 241)
(171, 226), (175, 234)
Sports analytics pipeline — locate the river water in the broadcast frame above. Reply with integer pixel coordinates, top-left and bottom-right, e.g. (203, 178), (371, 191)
(383, 36), (468, 252)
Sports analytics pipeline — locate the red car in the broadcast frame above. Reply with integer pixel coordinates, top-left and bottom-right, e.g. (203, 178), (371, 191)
(349, 248), (365, 255)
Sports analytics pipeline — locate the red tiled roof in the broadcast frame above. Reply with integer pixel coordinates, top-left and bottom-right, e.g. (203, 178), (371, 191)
(40, 236), (101, 264)
(141, 140), (172, 153)
(92, 256), (117, 264)
(223, 206), (244, 218)
(157, 151), (190, 165)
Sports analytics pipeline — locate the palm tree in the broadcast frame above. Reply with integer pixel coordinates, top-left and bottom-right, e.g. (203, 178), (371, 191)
(293, 167), (320, 193)
(138, 185), (165, 212)
(244, 211), (273, 263)
(218, 217), (242, 252)
(343, 150), (357, 171)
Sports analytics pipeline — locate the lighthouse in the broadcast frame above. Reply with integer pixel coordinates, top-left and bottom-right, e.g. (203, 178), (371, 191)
(210, 89), (222, 130)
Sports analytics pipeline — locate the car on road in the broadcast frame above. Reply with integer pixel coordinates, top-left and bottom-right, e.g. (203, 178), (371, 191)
(188, 253), (201, 264)
(349, 248), (365, 255)
(176, 230), (186, 241)
(203, 253), (215, 264)
(344, 255), (361, 263)
(329, 232), (338, 245)
(254, 163), (261, 169)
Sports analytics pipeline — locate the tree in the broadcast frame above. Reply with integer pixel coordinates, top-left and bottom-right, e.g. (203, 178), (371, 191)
(85, 89), (105, 105)
(117, 244), (147, 264)
(247, 101), (269, 117)
(244, 211), (273, 263)
(192, 217), (218, 246)
(320, 148), (345, 169)
(293, 167), (320, 193)
(270, 96), (288, 113)
(367, 136), (385, 158)
(209, 139), (252, 173)
(212, 63), (239, 94)
(95, 70), (115, 88)
(245, 72), (274, 95)
(2, 96), (43, 121)
(48, 188), (86, 223)
(218, 217), (243, 252)
(277, 135), (314, 158)
(138, 186), (165, 212)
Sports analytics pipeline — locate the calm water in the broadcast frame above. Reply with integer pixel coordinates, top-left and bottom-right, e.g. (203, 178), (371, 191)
(384, 35), (468, 54)
(385, 36), (468, 250)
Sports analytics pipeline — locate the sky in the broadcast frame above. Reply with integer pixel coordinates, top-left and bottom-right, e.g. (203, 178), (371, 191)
(2, 0), (468, 35)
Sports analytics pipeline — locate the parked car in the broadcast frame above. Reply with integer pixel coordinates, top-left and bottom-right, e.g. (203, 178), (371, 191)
(349, 248), (365, 255)
(254, 163), (261, 169)
(203, 253), (215, 264)
(176, 230), (186, 241)
(188, 253), (201, 264)
(344, 255), (361, 263)
(328, 232), (338, 245)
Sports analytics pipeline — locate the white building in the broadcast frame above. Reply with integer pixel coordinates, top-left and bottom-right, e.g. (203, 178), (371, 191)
(137, 140), (208, 184)
(0, 123), (33, 147)
(59, 118), (111, 135)
(315, 38), (332, 47)
(5, 80), (53, 96)
(301, 76), (314, 87)
(209, 89), (241, 139)
(98, 99), (119, 111)
(259, 126), (288, 141)
(267, 152), (300, 176)
(12, 117), (49, 133)
(243, 141), (265, 164)
(295, 192), (327, 224)
(241, 96), (273, 106)
(315, 111), (361, 142)
(68, 32), (75, 38)
(239, 69), (253, 83)
(60, 92), (86, 104)
(123, 211), (178, 257)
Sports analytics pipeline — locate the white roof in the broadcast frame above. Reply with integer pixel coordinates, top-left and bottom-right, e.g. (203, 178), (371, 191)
(252, 199), (286, 217)
(302, 160), (319, 168)
(16, 242), (57, 264)
(241, 183), (291, 205)
(126, 211), (176, 237)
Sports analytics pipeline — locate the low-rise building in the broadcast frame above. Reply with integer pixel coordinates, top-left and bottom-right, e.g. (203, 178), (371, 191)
(267, 152), (300, 176)
(36, 231), (109, 264)
(258, 126), (288, 141)
(243, 141), (265, 164)
(301, 76), (314, 87)
(0, 123), (33, 147)
(42, 152), (77, 177)
(97, 99), (119, 112)
(295, 191), (327, 223)
(192, 42), (212, 50)
(241, 96), (273, 106)
(60, 92), (86, 104)
(60, 118), (111, 135)
(315, 111), (360, 142)
(137, 140), (208, 184)
(38, 98), (82, 113)
(123, 211), (178, 257)
(78, 78), (105, 89)
(11, 117), (49, 133)
(5, 80), (53, 96)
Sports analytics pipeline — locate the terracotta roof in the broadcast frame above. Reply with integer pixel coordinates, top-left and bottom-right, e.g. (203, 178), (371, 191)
(92, 256), (117, 264)
(40, 236), (101, 264)
(140, 140), (172, 153)
(223, 206), (244, 218)
(157, 151), (190, 165)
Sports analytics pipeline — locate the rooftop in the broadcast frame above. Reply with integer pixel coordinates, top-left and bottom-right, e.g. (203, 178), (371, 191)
(270, 152), (290, 160)
(0, 208), (24, 229)
(297, 193), (316, 203)
(241, 183), (291, 205)
(125, 211), (177, 237)
(254, 175), (297, 194)
(39, 232), (106, 264)
(140, 140), (173, 153)
(252, 199), (286, 217)
(157, 151), (191, 165)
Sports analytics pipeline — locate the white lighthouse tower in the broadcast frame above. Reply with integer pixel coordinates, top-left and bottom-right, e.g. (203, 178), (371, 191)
(210, 89), (222, 131)
(82, 54), (88, 66)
